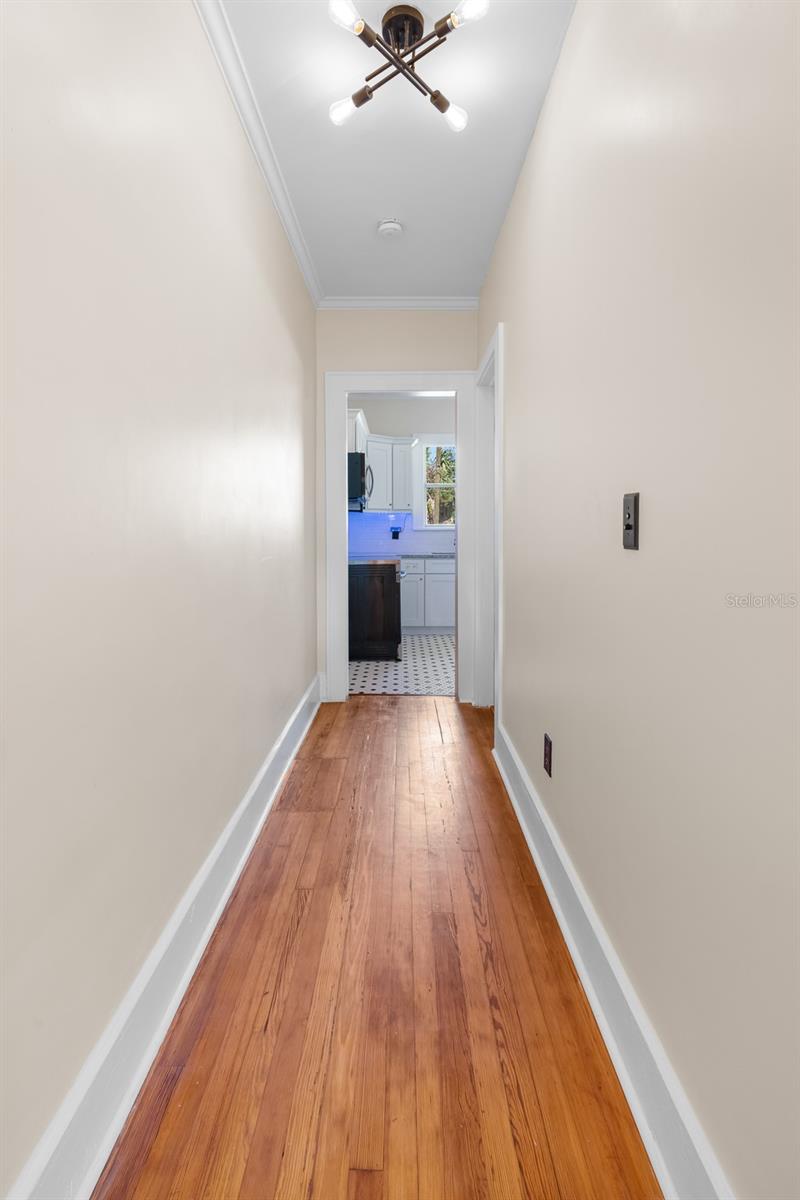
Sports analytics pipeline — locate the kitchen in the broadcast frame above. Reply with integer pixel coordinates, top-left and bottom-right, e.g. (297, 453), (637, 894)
(347, 393), (456, 696)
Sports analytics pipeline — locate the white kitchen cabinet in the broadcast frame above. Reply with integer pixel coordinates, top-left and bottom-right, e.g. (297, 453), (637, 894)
(365, 436), (392, 509)
(391, 441), (413, 511)
(400, 570), (425, 627)
(347, 408), (369, 454)
(424, 569), (456, 627)
(365, 435), (414, 511)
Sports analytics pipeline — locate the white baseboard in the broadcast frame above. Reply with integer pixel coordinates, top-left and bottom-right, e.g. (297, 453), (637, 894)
(493, 721), (736, 1200)
(7, 676), (321, 1200)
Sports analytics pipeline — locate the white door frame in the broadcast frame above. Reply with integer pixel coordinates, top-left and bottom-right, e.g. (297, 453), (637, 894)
(475, 324), (505, 722)
(322, 370), (477, 702)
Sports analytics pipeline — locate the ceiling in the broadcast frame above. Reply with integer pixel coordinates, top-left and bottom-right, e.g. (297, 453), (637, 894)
(217, 0), (574, 305)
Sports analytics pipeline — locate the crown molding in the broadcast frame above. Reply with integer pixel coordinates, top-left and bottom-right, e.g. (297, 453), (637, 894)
(193, 0), (324, 306)
(318, 296), (480, 310)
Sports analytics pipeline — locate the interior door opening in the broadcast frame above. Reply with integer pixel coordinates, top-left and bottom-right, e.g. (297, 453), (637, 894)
(345, 391), (457, 698)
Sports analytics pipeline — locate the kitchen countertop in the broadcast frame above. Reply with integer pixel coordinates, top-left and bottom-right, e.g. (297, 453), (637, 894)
(348, 552), (455, 561)
(348, 556), (401, 565)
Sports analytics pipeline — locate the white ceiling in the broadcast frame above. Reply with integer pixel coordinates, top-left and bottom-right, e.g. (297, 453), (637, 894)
(219, 0), (574, 304)
(356, 392), (456, 436)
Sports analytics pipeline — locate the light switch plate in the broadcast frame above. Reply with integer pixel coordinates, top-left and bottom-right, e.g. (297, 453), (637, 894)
(623, 493), (639, 550)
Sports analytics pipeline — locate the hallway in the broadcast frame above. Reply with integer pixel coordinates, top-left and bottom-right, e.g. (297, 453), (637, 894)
(92, 697), (660, 1200)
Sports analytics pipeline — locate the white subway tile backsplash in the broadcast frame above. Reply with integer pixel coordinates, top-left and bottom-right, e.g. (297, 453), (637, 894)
(348, 512), (456, 558)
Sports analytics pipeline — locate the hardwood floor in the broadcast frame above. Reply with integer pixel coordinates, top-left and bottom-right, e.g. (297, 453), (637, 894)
(92, 696), (661, 1200)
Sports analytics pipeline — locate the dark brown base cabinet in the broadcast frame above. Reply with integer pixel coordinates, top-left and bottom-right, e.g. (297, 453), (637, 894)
(348, 563), (401, 661)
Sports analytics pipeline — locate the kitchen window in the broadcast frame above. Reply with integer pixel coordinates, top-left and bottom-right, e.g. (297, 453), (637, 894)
(424, 443), (456, 527)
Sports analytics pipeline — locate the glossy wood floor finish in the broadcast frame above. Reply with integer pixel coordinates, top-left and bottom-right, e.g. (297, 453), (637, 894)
(93, 697), (661, 1200)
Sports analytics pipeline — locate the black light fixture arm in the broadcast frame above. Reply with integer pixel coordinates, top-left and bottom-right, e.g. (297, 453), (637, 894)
(365, 27), (445, 82)
(352, 85), (373, 108)
(329, 2), (482, 130)
(356, 20), (378, 46)
(372, 32), (431, 96)
(367, 38), (445, 93)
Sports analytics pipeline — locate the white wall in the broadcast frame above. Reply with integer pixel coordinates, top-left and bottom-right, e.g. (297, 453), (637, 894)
(479, 3), (799, 1197)
(1, 1), (317, 1190)
(316, 309), (477, 377)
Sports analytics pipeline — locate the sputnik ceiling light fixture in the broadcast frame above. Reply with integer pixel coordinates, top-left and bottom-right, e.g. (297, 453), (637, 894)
(328, 0), (489, 132)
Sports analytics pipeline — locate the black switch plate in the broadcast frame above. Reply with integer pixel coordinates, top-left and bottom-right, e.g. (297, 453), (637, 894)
(543, 734), (552, 777)
(623, 492), (639, 550)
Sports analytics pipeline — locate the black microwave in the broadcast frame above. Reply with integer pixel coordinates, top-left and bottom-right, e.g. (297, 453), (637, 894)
(348, 452), (365, 510)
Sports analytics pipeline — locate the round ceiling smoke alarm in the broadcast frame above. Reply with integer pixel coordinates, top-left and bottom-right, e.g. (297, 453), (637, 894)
(377, 218), (404, 239)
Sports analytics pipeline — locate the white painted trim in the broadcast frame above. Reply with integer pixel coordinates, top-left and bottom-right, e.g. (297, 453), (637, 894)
(6, 677), (322, 1200)
(474, 326), (504, 710)
(492, 721), (736, 1200)
(322, 371), (476, 704)
(324, 375), (351, 703)
(193, 0), (323, 305)
(494, 329), (504, 722)
(318, 296), (480, 311)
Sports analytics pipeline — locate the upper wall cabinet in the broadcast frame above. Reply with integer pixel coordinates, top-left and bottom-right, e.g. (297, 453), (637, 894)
(365, 433), (415, 511)
(347, 408), (369, 455)
(392, 442), (413, 510)
(365, 436), (393, 509)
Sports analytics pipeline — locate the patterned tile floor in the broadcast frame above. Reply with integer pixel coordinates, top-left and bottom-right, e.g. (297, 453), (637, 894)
(349, 633), (455, 696)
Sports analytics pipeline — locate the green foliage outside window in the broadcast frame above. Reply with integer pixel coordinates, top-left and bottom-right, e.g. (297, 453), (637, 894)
(425, 445), (456, 525)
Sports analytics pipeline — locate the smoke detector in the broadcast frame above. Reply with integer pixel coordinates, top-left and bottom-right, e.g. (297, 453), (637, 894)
(377, 218), (404, 239)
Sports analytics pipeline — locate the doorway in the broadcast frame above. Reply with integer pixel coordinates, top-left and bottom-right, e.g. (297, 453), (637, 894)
(322, 370), (478, 703)
(346, 393), (457, 696)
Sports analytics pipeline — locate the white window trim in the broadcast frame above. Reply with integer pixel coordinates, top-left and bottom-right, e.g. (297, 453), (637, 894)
(412, 434), (457, 530)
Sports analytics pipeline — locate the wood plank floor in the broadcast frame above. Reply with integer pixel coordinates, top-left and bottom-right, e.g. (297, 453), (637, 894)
(93, 696), (661, 1200)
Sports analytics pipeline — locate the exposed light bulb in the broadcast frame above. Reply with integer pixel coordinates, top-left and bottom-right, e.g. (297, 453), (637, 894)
(329, 96), (357, 125)
(450, 0), (490, 27)
(444, 103), (468, 132)
(328, 0), (364, 33)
